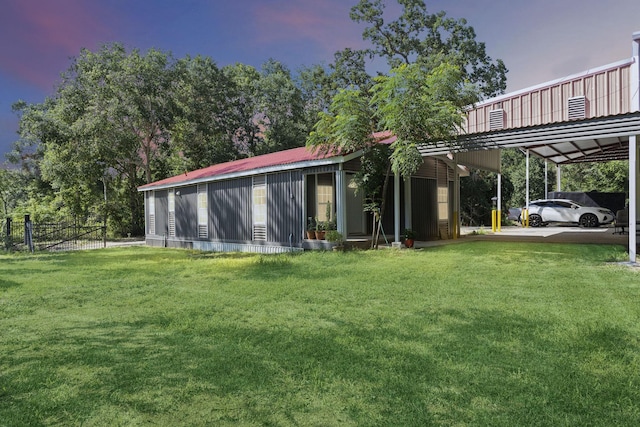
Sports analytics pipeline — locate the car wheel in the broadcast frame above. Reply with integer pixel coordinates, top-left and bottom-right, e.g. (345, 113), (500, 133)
(579, 213), (599, 228)
(529, 214), (543, 227)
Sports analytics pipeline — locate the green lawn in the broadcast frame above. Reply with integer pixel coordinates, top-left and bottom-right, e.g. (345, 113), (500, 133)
(1, 242), (639, 426)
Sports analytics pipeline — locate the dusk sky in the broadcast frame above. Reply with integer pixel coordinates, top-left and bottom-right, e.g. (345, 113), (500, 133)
(1, 0), (640, 162)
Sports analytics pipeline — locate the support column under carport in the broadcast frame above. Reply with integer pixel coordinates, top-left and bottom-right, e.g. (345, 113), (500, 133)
(394, 171), (401, 243)
(630, 135), (637, 263)
(453, 155), (460, 238)
(335, 168), (347, 236)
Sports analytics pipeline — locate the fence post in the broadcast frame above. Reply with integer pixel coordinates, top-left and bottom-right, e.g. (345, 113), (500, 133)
(24, 214), (34, 253)
(23, 215), (29, 246)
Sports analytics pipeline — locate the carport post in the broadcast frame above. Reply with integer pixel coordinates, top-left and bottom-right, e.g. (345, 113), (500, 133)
(544, 161), (548, 198)
(630, 32), (640, 263)
(525, 149), (530, 227)
(497, 173), (502, 232)
(394, 171), (400, 244)
(556, 164), (562, 192)
(630, 135), (637, 263)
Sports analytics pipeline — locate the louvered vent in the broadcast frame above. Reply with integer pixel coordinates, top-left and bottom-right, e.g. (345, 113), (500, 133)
(567, 96), (587, 120)
(489, 109), (505, 130)
(198, 225), (208, 239)
(168, 212), (175, 237)
(148, 214), (156, 235)
(253, 224), (267, 241)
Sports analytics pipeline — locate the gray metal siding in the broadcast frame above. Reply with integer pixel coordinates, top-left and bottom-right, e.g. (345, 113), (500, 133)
(176, 185), (198, 239)
(412, 178), (439, 240)
(343, 157), (361, 172)
(267, 170), (304, 245)
(209, 178), (252, 241)
(414, 157), (437, 179)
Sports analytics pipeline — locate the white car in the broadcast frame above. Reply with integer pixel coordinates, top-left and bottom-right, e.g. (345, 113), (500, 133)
(523, 199), (615, 228)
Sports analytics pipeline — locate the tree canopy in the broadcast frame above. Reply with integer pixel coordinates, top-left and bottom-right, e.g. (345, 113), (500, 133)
(9, 44), (311, 234)
(350, 0), (507, 97)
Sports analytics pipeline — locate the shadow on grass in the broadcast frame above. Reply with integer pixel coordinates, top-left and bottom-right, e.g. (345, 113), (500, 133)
(3, 306), (639, 425)
(0, 278), (21, 290)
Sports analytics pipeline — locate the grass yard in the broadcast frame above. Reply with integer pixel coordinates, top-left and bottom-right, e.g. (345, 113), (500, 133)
(1, 242), (639, 426)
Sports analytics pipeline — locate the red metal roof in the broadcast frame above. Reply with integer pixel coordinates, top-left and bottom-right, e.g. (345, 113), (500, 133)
(138, 146), (336, 190)
(138, 131), (396, 191)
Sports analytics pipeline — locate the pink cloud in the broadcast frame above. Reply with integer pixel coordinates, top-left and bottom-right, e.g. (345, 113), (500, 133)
(0, 0), (114, 91)
(252, 1), (366, 58)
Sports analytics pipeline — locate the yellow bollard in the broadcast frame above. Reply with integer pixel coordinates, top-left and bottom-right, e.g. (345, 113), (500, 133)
(497, 210), (501, 232)
(491, 209), (496, 232)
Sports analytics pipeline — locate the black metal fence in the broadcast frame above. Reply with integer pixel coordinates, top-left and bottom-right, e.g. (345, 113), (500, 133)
(2, 215), (106, 252)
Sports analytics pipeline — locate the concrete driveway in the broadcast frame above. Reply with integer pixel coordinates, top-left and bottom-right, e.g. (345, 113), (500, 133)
(460, 225), (631, 245)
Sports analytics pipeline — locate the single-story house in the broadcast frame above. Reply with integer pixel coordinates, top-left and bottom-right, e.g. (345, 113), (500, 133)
(137, 132), (470, 253)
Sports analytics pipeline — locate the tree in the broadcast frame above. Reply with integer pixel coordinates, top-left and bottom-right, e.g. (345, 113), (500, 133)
(298, 48), (373, 132)
(459, 168), (514, 226)
(170, 55), (242, 172)
(223, 63), (263, 155)
(309, 61), (478, 176)
(11, 43), (180, 234)
(0, 167), (27, 218)
(371, 60), (478, 178)
(559, 161), (628, 193)
(225, 60), (310, 156)
(57, 44), (179, 233)
(350, 0), (507, 97)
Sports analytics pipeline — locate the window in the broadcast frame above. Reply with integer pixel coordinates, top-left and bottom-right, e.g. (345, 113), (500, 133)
(438, 186), (449, 221)
(197, 184), (208, 238)
(253, 183), (267, 225)
(168, 189), (176, 237)
(148, 191), (156, 235)
(253, 176), (267, 240)
(316, 174), (334, 222)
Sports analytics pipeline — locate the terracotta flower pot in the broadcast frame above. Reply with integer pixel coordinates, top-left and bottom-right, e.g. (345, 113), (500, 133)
(405, 238), (414, 248)
(307, 230), (316, 239)
(316, 230), (326, 240)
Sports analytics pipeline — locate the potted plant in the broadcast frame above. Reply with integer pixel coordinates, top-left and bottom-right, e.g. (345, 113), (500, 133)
(325, 230), (345, 251)
(306, 217), (316, 239)
(315, 218), (326, 240)
(403, 228), (416, 248)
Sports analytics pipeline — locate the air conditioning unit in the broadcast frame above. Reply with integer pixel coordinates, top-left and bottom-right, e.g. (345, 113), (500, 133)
(567, 96), (588, 120)
(489, 109), (505, 130)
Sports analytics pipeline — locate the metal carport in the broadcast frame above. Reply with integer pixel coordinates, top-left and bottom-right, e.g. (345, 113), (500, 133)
(412, 32), (640, 263)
